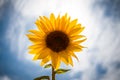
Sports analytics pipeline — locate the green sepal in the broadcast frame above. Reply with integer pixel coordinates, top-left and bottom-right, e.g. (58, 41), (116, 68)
(44, 64), (52, 68)
(55, 69), (71, 74)
(34, 76), (50, 80)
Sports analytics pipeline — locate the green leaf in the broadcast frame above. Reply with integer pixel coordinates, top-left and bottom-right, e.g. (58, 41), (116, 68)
(55, 69), (71, 74)
(44, 64), (52, 68)
(34, 76), (50, 80)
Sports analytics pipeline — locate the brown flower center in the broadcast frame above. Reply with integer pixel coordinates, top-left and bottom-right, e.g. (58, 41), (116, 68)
(46, 31), (69, 52)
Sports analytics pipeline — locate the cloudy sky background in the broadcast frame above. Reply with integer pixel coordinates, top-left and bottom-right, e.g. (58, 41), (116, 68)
(0, 0), (120, 80)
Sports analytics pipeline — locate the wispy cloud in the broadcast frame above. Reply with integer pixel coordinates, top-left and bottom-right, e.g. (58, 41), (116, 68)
(0, 76), (11, 80)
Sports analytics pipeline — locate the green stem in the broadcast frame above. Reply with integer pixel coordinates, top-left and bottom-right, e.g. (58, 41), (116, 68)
(52, 66), (55, 80)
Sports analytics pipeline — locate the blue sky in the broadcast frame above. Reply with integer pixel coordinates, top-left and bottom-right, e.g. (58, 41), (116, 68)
(0, 0), (120, 80)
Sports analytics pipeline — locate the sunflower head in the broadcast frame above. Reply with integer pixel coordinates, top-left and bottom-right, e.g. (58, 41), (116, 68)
(27, 13), (86, 69)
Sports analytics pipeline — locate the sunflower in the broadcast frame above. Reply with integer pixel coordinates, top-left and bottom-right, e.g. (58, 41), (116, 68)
(27, 13), (86, 69)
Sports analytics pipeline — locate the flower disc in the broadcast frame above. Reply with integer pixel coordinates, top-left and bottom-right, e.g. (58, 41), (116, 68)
(46, 31), (69, 52)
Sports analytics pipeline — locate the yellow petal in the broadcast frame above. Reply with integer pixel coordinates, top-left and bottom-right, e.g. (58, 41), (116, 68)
(56, 56), (60, 69)
(37, 48), (50, 59)
(26, 34), (39, 38)
(28, 44), (43, 49)
(55, 14), (60, 30)
(62, 15), (70, 32)
(69, 19), (78, 28)
(64, 17), (70, 33)
(35, 19), (45, 33)
(70, 51), (79, 61)
(32, 48), (50, 60)
(29, 47), (45, 54)
(73, 38), (87, 44)
(43, 16), (54, 31)
(70, 35), (85, 40)
(59, 51), (69, 64)
(29, 30), (44, 37)
(61, 57), (69, 65)
(26, 34), (43, 42)
(33, 54), (40, 60)
(63, 50), (74, 66)
(69, 27), (85, 36)
(59, 15), (65, 30)
(73, 24), (81, 29)
(40, 56), (51, 66)
(39, 16), (52, 32)
(35, 20), (48, 34)
(69, 44), (83, 52)
(68, 56), (73, 66)
(50, 13), (55, 30)
(51, 52), (60, 69)
(59, 14), (68, 31)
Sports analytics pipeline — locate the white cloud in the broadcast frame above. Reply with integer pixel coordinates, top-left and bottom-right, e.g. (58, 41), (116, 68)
(69, 0), (120, 80)
(78, 4), (120, 80)
(5, 13), (34, 62)
(0, 0), (5, 7)
(0, 76), (11, 80)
